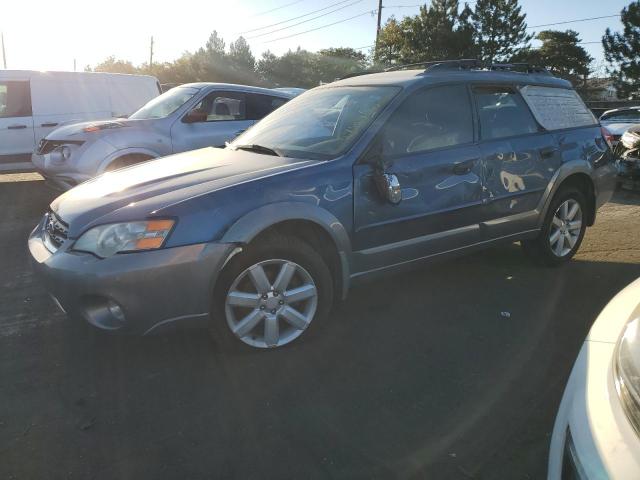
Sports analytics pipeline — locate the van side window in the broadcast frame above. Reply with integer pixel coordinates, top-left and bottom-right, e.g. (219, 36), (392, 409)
(474, 86), (539, 140)
(246, 94), (289, 120)
(0, 81), (32, 118)
(191, 92), (246, 122)
(379, 84), (474, 157)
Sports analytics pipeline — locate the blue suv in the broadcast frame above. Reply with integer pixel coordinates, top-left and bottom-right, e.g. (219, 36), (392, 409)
(29, 61), (617, 349)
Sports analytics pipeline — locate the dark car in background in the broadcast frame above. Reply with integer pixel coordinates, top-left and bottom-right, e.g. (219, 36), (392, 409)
(29, 61), (617, 350)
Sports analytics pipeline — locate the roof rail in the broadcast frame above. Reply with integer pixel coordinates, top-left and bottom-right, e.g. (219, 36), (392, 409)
(385, 59), (482, 72)
(489, 62), (552, 75)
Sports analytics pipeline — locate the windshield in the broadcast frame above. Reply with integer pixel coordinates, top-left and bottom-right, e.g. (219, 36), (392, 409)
(601, 110), (640, 123)
(129, 86), (199, 120)
(230, 86), (400, 160)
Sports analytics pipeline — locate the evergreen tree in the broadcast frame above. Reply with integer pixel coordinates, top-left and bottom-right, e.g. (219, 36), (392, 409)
(603, 1), (640, 98)
(376, 0), (475, 66)
(470, 0), (532, 63)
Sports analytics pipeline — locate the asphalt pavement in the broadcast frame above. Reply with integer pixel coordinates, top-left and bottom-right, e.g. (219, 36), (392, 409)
(1, 177), (639, 479)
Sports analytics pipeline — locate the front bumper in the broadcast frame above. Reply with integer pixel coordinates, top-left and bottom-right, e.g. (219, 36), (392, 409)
(28, 220), (236, 334)
(32, 153), (91, 191)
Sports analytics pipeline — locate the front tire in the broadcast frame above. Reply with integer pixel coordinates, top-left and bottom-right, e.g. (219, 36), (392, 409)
(211, 235), (333, 350)
(522, 186), (588, 266)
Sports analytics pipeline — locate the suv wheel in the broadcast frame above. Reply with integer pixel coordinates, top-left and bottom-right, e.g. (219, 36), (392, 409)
(522, 187), (588, 266)
(211, 235), (333, 349)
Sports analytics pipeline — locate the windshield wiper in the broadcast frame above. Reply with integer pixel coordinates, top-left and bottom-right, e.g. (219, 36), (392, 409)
(233, 144), (282, 157)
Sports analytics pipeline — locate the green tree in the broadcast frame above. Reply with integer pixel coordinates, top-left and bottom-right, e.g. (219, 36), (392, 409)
(536, 30), (592, 87)
(256, 48), (319, 88)
(470, 0), (532, 63)
(511, 30), (593, 87)
(375, 0), (475, 66)
(88, 56), (138, 74)
(314, 47), (367, 82)
(603, 1), (640, 98)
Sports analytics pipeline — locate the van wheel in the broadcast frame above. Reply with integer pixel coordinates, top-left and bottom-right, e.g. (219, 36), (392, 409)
(522, 186), (588, 266)
(105, 154), (153, 171)
(211, 235), (333, 350)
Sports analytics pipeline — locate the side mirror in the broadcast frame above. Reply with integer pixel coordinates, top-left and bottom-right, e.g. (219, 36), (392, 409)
(374, 172), (402, 205)
(182, 109), (207, 124)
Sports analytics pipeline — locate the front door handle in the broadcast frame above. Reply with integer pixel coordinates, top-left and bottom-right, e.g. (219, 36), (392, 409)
(8, 124), (27, 130)
(539, 146), (558, 159)
(41, 122), (58, 128)
(234, 129), (246, 136)
(452, 160), (475, 175)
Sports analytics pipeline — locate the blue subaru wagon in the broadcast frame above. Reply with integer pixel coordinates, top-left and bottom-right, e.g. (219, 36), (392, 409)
(29, 61), (617, 349)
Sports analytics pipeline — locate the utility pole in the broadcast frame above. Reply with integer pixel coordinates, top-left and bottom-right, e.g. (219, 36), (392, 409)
(375, 0), (383, 60)
(73, 58), (76, 72)
(1, 32), (6, 69)
(149, 36), (154, 68)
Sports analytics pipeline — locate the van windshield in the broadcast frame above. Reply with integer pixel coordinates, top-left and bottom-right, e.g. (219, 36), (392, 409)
(229, 86), (400, 160)
(130, 86), (199, 120)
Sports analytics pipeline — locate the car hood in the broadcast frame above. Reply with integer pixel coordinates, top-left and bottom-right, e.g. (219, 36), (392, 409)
(601, 122), (638, 136)
(50, 147), (316, 237)
(46, 118), (155, 141)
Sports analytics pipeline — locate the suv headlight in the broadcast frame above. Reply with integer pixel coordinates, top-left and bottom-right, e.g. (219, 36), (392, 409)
(73, 220), (175, 258)
(614, 317), (640, 435)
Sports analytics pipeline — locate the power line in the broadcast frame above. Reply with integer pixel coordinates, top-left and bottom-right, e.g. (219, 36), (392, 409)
(263, 10), (375, 43)
(240, 0), (354, 34)
(527, 14), (620, 29)
(247, 0), (364, 39)
(250, 0), (306, 18)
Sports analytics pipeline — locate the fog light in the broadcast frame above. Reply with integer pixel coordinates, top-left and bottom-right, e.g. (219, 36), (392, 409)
(107, 300), (125, 322)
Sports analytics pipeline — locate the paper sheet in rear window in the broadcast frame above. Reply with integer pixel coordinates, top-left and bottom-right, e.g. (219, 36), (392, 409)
(520, 86), (597, 131)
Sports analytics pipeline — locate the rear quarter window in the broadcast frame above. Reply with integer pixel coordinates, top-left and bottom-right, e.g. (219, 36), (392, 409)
(519, 85), (596, 131)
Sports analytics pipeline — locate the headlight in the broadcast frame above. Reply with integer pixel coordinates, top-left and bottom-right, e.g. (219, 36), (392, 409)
(49, 144), (74, 163)
(614, 317), (640, 435)
(73, 219), (175, 258)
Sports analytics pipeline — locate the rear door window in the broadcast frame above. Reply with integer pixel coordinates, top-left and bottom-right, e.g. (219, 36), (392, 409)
(520, 85), (596, 130)
(474, 86), (539, 140)
(0, 81), (32, 118)
(246, 94), (289, 120)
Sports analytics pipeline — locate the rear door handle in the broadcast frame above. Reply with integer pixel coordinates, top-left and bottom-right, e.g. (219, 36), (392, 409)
(8, 124), (27, 130)
(452, 160), (476, 175)
(539, 146), (558, 159)
(234, 129), (246, 136)
(41, 122), (58, 128)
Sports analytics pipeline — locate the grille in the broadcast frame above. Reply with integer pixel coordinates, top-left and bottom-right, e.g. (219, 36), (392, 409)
(42, 211), (69, 252)
(36, 139), (83, 155)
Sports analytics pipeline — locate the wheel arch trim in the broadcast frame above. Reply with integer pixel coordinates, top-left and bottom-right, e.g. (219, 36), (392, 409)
(220, 202), (352, 299)
(96, 147), (160, 173)
(537, 161), (596, 228)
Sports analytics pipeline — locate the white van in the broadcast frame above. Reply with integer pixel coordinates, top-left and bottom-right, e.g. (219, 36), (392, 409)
(0, 70), (160, 171)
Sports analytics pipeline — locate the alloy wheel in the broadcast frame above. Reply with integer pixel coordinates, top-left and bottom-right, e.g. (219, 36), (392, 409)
(549, 199), (582, 258)
(225, 259), (318, 348)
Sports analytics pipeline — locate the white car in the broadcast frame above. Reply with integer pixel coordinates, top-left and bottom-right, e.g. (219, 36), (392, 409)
(0, 70), (160, 171)
(600, 107), (640, 147)
(549, 277), (640, 478)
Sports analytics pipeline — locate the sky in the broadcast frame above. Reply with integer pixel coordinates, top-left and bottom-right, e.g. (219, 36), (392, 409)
(0, 0), (632, 73)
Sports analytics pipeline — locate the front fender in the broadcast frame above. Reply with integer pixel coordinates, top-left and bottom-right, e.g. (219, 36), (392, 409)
(221, 202), (352, 299)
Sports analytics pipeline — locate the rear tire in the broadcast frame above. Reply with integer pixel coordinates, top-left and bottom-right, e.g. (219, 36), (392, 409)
(210, 234), (333, 350)
(522, 186), (588, 266)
